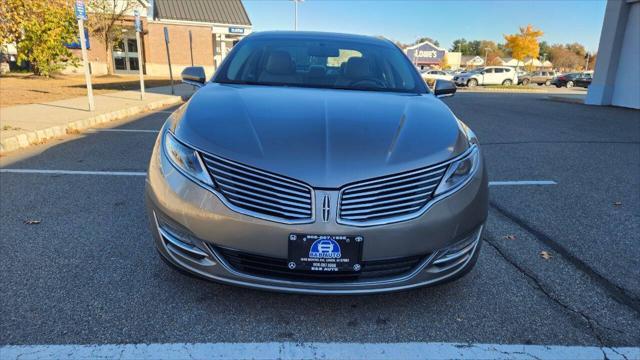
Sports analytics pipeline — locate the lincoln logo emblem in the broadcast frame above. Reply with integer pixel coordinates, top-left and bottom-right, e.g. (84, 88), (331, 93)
(321, 194), (330, 222)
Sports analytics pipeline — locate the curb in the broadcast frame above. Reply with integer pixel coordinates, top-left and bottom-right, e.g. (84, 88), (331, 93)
(0, 96), (184, 155)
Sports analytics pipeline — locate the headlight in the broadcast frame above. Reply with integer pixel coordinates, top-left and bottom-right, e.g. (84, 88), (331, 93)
(163, 131), (213, 186)
(434, 146), (479, 196)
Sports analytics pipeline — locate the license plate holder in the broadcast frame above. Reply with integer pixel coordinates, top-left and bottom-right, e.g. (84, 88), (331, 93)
(287, 234), (363, 273)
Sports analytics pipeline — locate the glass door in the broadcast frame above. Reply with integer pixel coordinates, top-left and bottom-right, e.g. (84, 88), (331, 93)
(112, 35), (140, 73)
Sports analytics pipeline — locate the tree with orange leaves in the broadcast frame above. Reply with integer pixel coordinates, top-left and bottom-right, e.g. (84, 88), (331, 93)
(504, 25), (544, 69)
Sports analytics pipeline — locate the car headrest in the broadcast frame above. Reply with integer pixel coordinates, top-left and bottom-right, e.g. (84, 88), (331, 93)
(307, 65), (326, 78)
(265, 51), (295, 75)
(344, 57), (371, 78)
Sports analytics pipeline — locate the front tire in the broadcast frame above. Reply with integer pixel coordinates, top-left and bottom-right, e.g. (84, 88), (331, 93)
(502, 79), (513, 86)
(467, 78), (478, 87)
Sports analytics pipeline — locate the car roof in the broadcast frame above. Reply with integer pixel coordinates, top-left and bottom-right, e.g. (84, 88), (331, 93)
(247, 31), (396, 48)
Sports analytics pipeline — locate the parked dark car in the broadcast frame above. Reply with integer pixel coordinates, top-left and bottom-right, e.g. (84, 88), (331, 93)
(573, 72), (593, 88)
(552, 72), (581, 88)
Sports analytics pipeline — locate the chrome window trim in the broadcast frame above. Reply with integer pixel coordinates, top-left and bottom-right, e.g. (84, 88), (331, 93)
(336, 145), (479, 227)
(161, 130), (315, 225)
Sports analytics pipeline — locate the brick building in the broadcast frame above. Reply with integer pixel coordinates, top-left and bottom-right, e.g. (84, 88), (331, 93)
(66, 0), (252, 77)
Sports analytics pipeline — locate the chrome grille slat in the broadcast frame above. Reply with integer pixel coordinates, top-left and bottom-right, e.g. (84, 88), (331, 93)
(342, 193), (429, 213)
(345, 168), (446, 193)
(342, 165), (446, 189)
(200, 153), (313, 222)
(339, 162), (449, 224)
(217, 181), (311, 208)
(207, 164), (310, 197)
(204, 157), (309, 192)
(343, 205), (424, 220)
(341, 178), (440, 199)
(341, 185), (437, 205)
(220, 189), (312, 213)
(230, 198), (311, 218)
(340, 197), (429, 214)
(215, 177), (311, 204)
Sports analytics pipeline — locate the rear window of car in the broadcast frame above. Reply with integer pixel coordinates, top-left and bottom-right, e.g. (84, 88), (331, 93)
(504, 68), (512, 72)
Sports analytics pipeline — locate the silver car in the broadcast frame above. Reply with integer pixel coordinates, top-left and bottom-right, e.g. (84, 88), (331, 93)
(145, 31), (488, 294)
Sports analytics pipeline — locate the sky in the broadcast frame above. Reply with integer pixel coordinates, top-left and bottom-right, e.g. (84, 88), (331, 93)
(242, 0), (607, 52)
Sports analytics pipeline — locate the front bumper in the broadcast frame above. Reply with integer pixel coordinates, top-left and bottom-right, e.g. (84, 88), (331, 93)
(145, 136), (489, 294)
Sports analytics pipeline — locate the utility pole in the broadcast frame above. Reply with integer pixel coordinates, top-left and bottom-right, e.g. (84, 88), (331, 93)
(134, 10), (145, 100)
(484, 48), (491, 66)
(585, 52), (590, 71)
(74, 0), (94, 111)
(293, 0), (303, 30)
(164, 27), (174, 95)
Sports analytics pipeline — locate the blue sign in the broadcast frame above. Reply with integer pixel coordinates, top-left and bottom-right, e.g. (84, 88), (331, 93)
(309, 239), (342, 259)
(74, 0), (87, 20)
(66, 28), (90, 49)
(229, 27), (245, 34)
(134, 10), (141, 32)
(406, 41), (446, 64)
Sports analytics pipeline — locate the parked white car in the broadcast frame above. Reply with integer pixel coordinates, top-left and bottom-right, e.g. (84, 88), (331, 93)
(421, 69), (454, 82)
(453, 66), (518, 87)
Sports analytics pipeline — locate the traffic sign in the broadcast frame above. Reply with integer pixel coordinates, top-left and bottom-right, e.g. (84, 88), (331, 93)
(134, 10), (141, 32)
(74, 0), (87, 20)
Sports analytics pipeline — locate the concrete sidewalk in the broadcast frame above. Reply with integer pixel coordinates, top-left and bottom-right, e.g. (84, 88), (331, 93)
(0, 84), (194, 154)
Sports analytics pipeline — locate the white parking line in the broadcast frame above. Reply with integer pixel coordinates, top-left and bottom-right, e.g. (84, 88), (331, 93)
(489, 180), (557, 186)
(0, 342), (636, 360)
(89, 128), (159, 133)
(0, 169), (146, 176)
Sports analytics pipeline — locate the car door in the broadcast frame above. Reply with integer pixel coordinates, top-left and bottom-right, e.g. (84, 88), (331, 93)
(493, 68), (506, 84)
(533, 72), (544, 83)
(481, 68), (495, 84)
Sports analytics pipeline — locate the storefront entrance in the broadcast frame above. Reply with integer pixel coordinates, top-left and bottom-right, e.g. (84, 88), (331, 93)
(113, 35), (140, 74)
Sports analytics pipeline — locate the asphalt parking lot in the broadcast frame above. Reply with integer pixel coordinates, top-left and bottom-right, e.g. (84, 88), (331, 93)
(1, 92), (638, 351)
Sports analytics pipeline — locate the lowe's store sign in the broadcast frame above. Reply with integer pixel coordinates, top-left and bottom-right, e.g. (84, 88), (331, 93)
(406, 42), (446, 64)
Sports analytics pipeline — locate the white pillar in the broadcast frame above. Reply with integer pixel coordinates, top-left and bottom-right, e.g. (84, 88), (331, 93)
(585, 0), (640, 109)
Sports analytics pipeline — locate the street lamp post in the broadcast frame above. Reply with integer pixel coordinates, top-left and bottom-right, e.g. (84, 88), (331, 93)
(292, 0), (303, 30)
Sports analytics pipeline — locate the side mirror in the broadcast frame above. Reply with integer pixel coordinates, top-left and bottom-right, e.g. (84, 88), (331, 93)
(433, 80), (457, 98)
(181, 66), (206, 87)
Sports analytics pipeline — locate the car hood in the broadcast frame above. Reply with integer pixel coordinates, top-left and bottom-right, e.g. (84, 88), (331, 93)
(171, 83), (468, 188)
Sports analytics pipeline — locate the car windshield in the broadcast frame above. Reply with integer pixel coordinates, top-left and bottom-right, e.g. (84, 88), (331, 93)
(214, 36), (427, 93)
(467, 68), (484, 74)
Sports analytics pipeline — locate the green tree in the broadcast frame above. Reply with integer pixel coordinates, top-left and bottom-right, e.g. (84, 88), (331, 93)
(1, 0), (78, 76)
(413, 37), (440, 47)
(538, 41), (550, 59)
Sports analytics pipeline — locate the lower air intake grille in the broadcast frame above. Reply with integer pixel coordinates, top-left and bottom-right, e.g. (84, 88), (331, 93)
(200, 153), (314, 223)
(338, 163), (449, 225)
(214, 246), (427, 283)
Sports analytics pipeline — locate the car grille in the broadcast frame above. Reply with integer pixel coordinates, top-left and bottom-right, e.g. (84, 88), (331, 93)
(200, 153), (314, 223)
(338, 163), (448, 225)
(214, 246), (427, 282)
